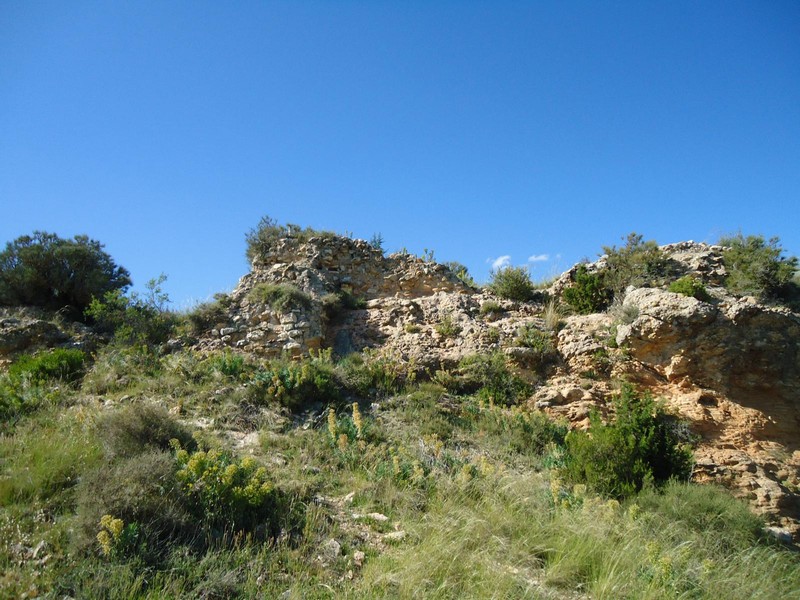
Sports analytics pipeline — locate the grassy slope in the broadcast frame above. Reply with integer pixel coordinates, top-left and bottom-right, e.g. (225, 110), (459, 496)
(1, 346), (799, 599)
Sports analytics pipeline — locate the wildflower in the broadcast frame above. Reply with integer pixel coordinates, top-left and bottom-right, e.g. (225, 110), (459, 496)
(352, 402), (363, 438)
(327, 408), (337, 440)
(338, 433), (349, 453)
(97, 530), (113, 556)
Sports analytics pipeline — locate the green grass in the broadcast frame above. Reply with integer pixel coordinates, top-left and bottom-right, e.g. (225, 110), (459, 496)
(1, 346), (798, 599)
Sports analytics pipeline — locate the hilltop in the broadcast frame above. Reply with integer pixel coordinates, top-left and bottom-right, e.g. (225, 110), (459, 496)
(1, 224), (799, 598)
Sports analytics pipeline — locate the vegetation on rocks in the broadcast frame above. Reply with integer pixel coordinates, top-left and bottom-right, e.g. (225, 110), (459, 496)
(719, 233), (799, 301)
(487, 265), (537, 302)
(1, 223), (798, 598)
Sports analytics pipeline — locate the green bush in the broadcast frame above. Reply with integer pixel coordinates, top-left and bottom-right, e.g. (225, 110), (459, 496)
(488, 266), (536, 302)
(248, 352), (340, 410)
(321, 289), (367, 319)
(668, 276), (712, 301)
(602, 232), (670, 297)
(1, 348), (85, 422)
(85, 275), (175, 347)
(560, 385), (693, 499)
(562, 264), (611, 314)
(247, 283), (312, 312)
(245, 216), (335, 263)
(452, 353), (531, 405)
(174, 444), (301, 537)
(445, 262), (477, 287)
(336, 351), (409, 398)
(75, 450), (192, 556)
(7, 348), (86, 384)
(0, 231), (131, 317)
(719, 233), (799, 300)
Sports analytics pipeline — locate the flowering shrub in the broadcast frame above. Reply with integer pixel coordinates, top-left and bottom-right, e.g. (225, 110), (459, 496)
(172, 441), (282, 534)
(96, 514), (139, 558)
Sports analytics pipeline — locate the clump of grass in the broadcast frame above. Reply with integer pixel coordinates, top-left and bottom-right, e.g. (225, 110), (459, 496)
(245, 215), (336, 263)
(542, 299), (561, 332)
(248, 283), (312, 312)
(479, 301), (505, 318)
(185, 293), (231, 335)
(435, 312), (462, 337)
(95, 402), (196, 459)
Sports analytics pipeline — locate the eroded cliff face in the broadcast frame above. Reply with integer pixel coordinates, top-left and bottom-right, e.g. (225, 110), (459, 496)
(195, 237), (800, 538)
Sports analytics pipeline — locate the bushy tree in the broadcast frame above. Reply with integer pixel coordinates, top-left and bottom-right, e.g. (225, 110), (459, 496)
(0, 231), (130, 317)
(85, 275), (175, 346)
(719, 233), (798, 300)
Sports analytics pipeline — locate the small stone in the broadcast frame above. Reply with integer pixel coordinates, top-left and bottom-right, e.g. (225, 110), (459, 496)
(323, 538), (341, 560)
(382, 530), (406, 542)
(353, 550), (365, 567)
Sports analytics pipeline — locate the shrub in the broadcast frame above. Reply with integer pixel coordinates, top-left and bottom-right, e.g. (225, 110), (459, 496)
(248, 352), (340, 410)
(0, 231), (131, 317)
(560, 385), (693, 499)
(7, 348), (86, 384)
(719, 233), (798, 300)
(245, 216), (335, 263)
(75, 450), (192, 556)
(248, 283), (312, 312)
(488, 266), (536, 302)
(321, 289), (367, 319)
(562, 264), (611, 314)
(601, 232), (670, 297)
(454, 352), (531, 405)
(95, 403), (196, 459)
(185, 293), (231, 335)
(336, 351), (409, 398)
(173, 444), (299, 537)
(668, 276), (712, 301)
(85, 275), (175, 346)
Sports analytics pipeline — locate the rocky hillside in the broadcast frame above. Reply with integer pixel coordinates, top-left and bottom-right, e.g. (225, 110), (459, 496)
(187, 234), (800, 539)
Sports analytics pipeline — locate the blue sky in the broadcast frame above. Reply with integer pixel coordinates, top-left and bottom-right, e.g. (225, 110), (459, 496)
(2, 1), (799, 307)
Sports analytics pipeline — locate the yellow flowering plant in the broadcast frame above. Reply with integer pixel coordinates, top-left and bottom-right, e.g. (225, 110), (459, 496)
(171, 439), (281, 535)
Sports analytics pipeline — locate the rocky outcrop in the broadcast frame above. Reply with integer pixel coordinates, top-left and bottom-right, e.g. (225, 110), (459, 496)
(194, 235), (800, 539)
(194, 235), (477, 358)
(0, 307), (97, 363)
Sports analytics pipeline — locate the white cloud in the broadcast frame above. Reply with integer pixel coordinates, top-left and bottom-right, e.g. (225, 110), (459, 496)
(528, 254), (550, 263)
(490, 255), (511, 270)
